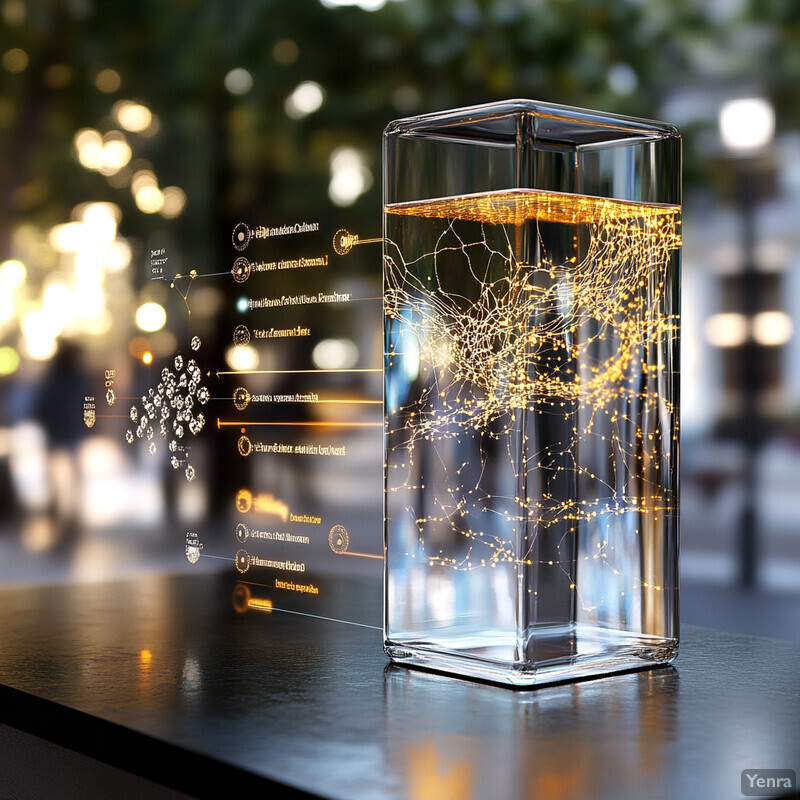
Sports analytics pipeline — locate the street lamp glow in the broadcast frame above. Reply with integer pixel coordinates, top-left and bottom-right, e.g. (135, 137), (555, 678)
(704, 312), (748, 348)
(719, 98), (775, 152)
(752, 311), (793, 346)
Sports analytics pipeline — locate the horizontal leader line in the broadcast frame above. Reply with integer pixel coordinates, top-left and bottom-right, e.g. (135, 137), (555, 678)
(217, 419), (382, 428)
(215, 368), (382, 376)
(340, 551), (384, 560)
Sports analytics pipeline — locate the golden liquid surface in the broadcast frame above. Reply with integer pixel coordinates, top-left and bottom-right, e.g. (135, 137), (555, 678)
(386, 187), (680, 227)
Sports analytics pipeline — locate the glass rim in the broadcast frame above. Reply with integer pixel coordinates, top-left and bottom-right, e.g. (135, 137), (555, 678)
(384, 97), (680, 141)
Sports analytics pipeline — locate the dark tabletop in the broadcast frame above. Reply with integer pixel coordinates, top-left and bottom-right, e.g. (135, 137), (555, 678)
(0, 569), (798, 800)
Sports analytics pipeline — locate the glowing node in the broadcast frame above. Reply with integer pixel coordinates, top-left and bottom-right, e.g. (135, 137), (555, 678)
(191, 335), (201, 351)
(174, 354), (184, 371)
(185, 464), (196, 482)
(235, 523), (248, 543)
(106, 388), (116, 406)
(237, 435), (252, 456)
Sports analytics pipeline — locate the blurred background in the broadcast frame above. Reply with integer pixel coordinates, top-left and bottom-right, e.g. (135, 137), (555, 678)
(1, 0), (800, 640)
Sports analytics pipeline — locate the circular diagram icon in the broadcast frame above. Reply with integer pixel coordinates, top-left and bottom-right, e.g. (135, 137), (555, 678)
(233, 325), (250, 347)
(238, 435), (252, 457)
(232, 257), (252, 283)
(235, 488), (252, 513)
(232, 222), (252, 251)
(235, 549), (250, 574)
(232, 583), (251, 613)
(233, 387), (251, 411)
(333, 229), (356, 256)
(235, 523), (249, 543)
(84, 408), (96, 428)
(328, 524), (350, 554)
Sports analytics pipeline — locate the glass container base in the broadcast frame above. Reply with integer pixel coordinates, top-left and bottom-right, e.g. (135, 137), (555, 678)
(385, 626), (678, 687)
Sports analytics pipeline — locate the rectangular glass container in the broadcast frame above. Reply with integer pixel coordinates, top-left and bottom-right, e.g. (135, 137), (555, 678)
(383, 99), (681, 686)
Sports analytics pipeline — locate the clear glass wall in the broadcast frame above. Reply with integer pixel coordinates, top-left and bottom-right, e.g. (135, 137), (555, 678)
(384, 100), (681, 685)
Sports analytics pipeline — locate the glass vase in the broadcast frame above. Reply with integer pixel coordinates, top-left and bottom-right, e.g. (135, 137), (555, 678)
(383, 99), (681, 686)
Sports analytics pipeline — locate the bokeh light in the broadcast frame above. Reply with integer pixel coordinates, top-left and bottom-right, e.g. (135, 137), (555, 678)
(284, 81), (325, 119)
(272, 39), (299, 65)
(2, 47), (28, 73)
(719, 97), (775, 151)
(225, 344), (258, 371)
(159, 186), (187, 219)
(753, 311), (793, 346)
(704, 312), (748, 348)
(113, 100), (153, 133)
(328, 146), (372, 206)
(94, 68), (121, 93)
(224, 68), (253, 96)
(312, 338), (359, 369)
(0, 345), (20, 375)
(134, 185), (164, 214)
(135, 302), (167, 332)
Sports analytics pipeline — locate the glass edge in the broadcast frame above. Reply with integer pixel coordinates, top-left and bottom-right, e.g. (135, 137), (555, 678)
(383, 98), (681, 139)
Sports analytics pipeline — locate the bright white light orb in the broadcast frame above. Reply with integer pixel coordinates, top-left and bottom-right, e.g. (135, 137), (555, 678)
(719, 98), (775, 152)
(285, 81), (324, 119)
(752, 311), (792, 346)
(135, 301), (167, 332)
(704, 312), (748, 348)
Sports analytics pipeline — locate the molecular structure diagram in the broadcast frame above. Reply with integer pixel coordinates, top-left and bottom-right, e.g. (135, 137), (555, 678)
(125, 335), (210, 482)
